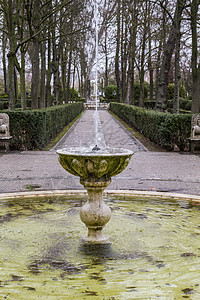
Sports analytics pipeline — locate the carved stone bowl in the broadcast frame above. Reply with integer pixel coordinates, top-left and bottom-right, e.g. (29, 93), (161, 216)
(57, 147), (133, 181)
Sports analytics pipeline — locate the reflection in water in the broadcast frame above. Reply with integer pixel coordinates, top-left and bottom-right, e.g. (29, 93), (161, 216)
(79, 242), (113, 260)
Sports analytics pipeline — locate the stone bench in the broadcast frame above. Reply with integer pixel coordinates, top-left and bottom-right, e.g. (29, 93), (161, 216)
(189, 114), (200, 153)
(0, 113), (12, 152)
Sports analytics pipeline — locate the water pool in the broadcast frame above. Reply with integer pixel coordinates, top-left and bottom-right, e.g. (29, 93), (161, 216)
(0, 194), (200, 299)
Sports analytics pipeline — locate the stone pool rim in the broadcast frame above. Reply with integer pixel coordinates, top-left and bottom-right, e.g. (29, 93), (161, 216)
(0, 189), (200, 202)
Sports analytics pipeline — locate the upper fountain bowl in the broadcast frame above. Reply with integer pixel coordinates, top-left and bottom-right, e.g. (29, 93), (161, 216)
(57, 147), (133, 180)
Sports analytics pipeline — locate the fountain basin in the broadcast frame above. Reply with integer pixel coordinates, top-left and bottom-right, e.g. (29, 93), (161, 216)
(57, 147), (133, 180)
(0, 192), (200, 299)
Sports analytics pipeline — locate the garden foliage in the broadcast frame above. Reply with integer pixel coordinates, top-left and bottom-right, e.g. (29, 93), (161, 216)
(3, 102), (83, 150)
(110, 102), (192, 151)
(104, 85), (118, 101)
(104, 82), (149, 103)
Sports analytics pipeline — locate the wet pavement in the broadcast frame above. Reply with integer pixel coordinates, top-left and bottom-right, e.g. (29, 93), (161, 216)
(0, 110), (200, 196)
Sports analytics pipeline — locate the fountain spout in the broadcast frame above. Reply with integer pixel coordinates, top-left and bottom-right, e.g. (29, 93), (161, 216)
(92, 145), (101, 151)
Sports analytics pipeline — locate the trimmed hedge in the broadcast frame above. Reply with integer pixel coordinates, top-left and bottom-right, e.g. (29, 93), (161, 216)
(110, 102), (192, 151)
(104, 82), (149, 103)
(2, 102), (83, 150)
(167, 83), (186, 100)
(167, 98), (192, 112)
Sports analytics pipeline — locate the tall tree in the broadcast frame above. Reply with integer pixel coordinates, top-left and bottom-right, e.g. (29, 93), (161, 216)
(139, 0), (148, 107)
(2, 20), (8, 95)
(4, 0), (19, 110)
(173, 0), (182, 114)
(148, 0), (154, 101)
(126, 0), (138, 105)
(115, 0), (121, 102)
(155, 0), (186, 111)
(191, 0), (200, 113)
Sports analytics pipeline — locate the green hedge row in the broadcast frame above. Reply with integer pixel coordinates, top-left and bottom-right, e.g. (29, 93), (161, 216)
(3, 102), (83, 150)
(167, 98), (192, 111)
(110, 102), (192, 151)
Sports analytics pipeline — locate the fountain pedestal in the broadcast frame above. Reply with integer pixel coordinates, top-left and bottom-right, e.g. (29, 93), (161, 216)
(57, 147), (133, 244)
(80, 178), (111, 243)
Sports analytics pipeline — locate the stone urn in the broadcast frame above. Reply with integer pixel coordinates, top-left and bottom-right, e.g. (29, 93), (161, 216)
(57, 147), (133, 243)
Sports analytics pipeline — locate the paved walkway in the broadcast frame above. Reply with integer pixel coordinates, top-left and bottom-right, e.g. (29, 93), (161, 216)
(1, 110), (200, 196)
(53, 110), (146, 152)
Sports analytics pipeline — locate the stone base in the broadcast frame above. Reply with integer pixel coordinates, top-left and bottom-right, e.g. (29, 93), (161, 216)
(81, 226), (111, 244)
(81, 237), (111, 244)
(189, 138), (200, 153)
(0, 137), (12, 152)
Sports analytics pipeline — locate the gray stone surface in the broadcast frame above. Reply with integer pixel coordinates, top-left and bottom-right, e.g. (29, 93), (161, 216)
(0, 110), (200, 196)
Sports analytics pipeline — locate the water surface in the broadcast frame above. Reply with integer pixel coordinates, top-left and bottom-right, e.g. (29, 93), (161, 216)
(0, 195), (200, 299)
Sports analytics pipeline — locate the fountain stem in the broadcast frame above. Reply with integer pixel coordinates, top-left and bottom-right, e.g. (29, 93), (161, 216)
(80, 178), (111, 243)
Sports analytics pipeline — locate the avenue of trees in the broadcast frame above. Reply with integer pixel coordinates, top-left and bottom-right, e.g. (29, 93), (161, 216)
(0, 0), (200, 113)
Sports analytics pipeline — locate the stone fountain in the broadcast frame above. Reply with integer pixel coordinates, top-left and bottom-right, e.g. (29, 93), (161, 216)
(56, 2), (133, 244)
(57, 147), (133, 243)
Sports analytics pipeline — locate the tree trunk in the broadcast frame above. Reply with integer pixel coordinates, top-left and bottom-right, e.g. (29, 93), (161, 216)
(115, 0), (121, 103)
(46, 33), (52, 107)
(7, 52), (15, 110)
(2, 29), (8, 94)
(139, 1), (148, 107)
(52, 36), (60, 106)
(40, 40), (46, 108)
(61, 48), (67, 103)
(155, 32), (176, 111)
(173, 28), (181, 113)
(31, 38), (39, 109)
(191, 0), (200, 113)
(20, 46), (27, 110)
(139, 38), (146, 107)
(126, 57), (132, 104)
(76, 66), (81, 97)
(72, 59), (76, 92)
(104, 27), (108, 88)
(121, 0), (128, 103)
(66, 47), (72, 103)
(148, 0), (153, 101)
(127, 0), (138, 105)
(14, 66), (18, 101)
(155, 39), (162, 102)
(7, 0), (16, 110)
(155, 0), (186, 111)
(66, 12), (74, 103)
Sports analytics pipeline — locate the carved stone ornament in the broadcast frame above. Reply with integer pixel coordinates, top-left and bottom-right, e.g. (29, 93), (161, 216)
(191, 114), (200, 139)
(0, 113), (10, 137)
(0, 113), (12, 151)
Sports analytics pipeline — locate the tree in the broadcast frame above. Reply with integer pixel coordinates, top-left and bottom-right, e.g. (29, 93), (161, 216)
(155, 0), (186, 111)
(115, 0), (121, 103)
(191, 0), (200, 113)
(126, 0), (138, 105)
(138, 0), (148, 107)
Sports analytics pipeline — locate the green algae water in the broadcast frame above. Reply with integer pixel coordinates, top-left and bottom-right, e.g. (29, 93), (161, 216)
(0, 195), (200, 299)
